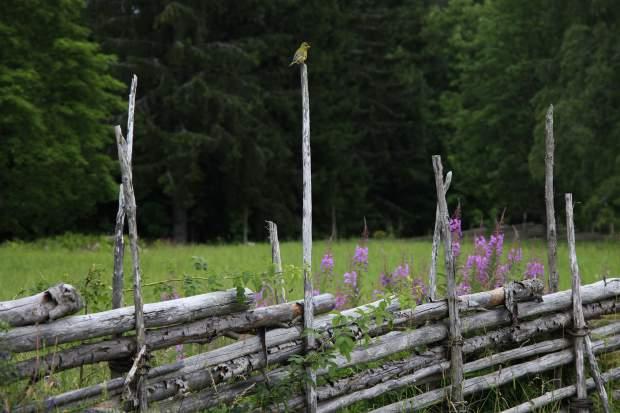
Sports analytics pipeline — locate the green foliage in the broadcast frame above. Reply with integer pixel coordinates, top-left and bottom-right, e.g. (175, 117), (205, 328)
(0, 0), (123, 239)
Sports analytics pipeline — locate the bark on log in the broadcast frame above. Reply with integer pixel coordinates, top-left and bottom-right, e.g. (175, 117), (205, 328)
(566, 193), (610, 413)
(10, 294), (334, 383)
(152, 298), (619, 413)
(370, 334), (620, 413)
(429, 170), (452, 301)
(0, 284), (83, 327)
(288, 315), (620, 413)
(150, 325), (620, 413)
(12, 283), (619, 411)
(300, 62), (317, 413)
(432, 155), (465, 412)
(501, 367), (620, 413)
(0, 288), (254, 353)
(318, 323), (620, 413)
(545, 104), (559, 293)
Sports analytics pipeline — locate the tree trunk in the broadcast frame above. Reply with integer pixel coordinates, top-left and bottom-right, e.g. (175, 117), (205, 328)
(242, 206), (249, 244)
(173, 200), (188, 244)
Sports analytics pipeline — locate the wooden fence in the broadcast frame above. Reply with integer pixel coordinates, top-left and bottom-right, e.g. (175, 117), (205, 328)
(1, 277), (619, 412)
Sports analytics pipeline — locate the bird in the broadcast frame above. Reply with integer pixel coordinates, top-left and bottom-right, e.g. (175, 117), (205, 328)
(289, 42), (311, 66)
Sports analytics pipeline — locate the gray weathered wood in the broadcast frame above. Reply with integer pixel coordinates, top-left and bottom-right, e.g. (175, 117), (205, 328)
(116, 126), (147, 411)
(370, 334), (620, 413)
(0, 284), (83, 327)
(432, 155), (464, 412)
(546, 104), (559, 292)
(501, 367), (620, 413)
(11, 294), (334, 383)
(300, 62), (317, 413)
(0, 288), (253, 353)
(318, 322), (620, 413)
(5, 278), (618, 356)
(267, 221), (285, 303)
(145, 322), (620, 413)
(429, 170), (452, 301)
(15, 292), (619, 413)
(566, 193), (610, 413)
(112, 75), (138, 311)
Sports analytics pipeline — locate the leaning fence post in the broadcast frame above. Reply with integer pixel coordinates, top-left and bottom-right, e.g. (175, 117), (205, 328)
(110, 75), (138, 378)
(266, 221), (285, 303)
(545, 104), (559, 293)
(299, 62), (317, 412)
(432, 155), (465, 412)
(429, 170), (452, 301)
(566, 193), (611, 413)
(115, 126), (148, 411)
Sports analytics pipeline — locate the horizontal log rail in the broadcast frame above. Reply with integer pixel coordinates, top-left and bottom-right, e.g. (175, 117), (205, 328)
(0, 288), (255, 353)
(0, 284), (83, 327)
(9, 294), (335, 383)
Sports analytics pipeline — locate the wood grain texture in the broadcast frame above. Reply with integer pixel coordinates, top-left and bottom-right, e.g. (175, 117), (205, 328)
(0, 284), (83, 327)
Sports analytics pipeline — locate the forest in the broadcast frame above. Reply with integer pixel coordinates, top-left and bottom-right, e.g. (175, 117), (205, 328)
(1, 0), (619, 243)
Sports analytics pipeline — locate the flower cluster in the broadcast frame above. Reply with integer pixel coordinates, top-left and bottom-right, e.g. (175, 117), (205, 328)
(525, 261), (544, 279)
(320, 253), (334, 273)
(353, 246), (369, 267)
(449, 217), (462, 258)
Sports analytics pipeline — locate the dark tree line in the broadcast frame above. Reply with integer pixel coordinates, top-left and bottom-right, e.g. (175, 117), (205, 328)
(1, 0), (618, 242)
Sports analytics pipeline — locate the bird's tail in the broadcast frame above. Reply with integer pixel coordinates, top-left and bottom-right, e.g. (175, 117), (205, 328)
(289, 61), (296, 67)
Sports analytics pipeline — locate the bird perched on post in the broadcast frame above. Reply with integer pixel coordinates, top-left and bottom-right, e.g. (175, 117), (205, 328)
(289, 42), (311, 66)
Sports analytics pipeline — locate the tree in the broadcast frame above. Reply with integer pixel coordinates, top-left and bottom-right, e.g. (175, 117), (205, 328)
(0, 0), (123, 239)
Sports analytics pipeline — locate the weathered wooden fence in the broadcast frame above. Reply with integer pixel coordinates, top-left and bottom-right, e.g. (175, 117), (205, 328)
(2, 277), (619, 412)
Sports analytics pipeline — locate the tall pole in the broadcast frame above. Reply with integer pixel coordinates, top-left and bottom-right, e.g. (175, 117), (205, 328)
(300, 63), (317, 412)
(545, 104), (559, 292)
(432, 155), (465, 412)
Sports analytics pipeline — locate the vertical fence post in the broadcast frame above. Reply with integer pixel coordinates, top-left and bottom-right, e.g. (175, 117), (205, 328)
(112, 75), (138, 310)
(432, 155), (465, 412)
(566, 193), (611, 413)
(300, 62), (317, 412)
(429, 171), (452, 301)
(267, 221), (285, 303)
(546, 104), (559, 293)
(116, 127), (148, 412)
(110, 75), (137, 378)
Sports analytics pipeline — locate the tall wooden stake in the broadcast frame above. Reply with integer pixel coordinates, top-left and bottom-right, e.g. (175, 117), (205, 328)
(300, 63), (317, 412)
(110, 75), (138, 379)
(116, 126), (147, 411)
(566, 193), (611, 413)
(112, 75), (138, 311)
(432, 155), (465, 412)
(266, 221), (285, 303)
(429, 171), (452, 301)
(546, 104), (559, 293)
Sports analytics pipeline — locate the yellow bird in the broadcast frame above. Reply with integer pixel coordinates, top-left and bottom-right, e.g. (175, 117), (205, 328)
(289, 42), (311, 66)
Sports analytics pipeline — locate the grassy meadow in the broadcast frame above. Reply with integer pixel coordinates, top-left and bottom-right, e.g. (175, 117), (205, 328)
(1, 234), (619, 412)
(0, 233), (618, 303)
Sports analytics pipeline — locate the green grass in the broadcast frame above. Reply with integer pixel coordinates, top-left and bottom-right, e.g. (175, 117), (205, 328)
(0, 235), (618, 302)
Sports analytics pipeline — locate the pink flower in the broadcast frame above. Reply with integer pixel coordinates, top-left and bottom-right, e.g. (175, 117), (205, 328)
(343, 271), (358, 288)
(335, 293), (347, 309)
(320, 253), (334, 273)
(353, 246), (369, 266)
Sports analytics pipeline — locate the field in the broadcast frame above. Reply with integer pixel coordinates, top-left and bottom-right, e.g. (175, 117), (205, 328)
(1, 234), (620, 411)
(1, 234), (618, 303)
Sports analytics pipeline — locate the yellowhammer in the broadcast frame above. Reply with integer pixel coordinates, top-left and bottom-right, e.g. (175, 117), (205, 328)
(289, 42), (311, 66)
